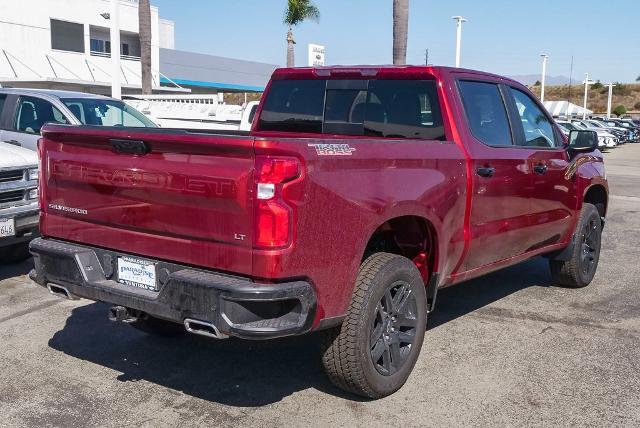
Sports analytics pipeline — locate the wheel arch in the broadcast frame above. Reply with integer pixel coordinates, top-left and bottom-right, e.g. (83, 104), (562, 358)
(583, 183), (608, 220)
(361, 214), (440, 284)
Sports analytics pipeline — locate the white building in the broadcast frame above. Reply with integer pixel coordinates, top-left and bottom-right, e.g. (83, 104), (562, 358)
(0, 0), (277, 96)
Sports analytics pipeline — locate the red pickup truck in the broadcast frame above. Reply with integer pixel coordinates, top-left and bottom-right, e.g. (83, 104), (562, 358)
(30, 66), (607, 398)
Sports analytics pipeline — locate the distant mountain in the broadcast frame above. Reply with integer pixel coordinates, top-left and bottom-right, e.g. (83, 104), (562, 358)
(508, 74), (573, 86)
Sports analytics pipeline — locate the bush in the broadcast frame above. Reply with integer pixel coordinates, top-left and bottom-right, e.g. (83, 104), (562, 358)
(612, 105), (627, 117)
(613, 83), (630, 96)
(591, 80), (603, 90)
(634, 101), (640, 110)
(533, 80), (541, 86)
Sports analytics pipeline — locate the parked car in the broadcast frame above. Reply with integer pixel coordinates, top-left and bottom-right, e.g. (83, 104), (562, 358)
(0, 141), (39, 263)
(29, 66), (607, 399)
(604, 119), (640, 142)
(558, 120), (617, 148)
(593, 119), (637, 142)
(573, 119), (627, 144)
(0, 88), (156, 151)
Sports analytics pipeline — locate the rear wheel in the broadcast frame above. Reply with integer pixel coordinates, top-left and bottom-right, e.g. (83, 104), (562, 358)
(550, 203), (602, 288)
(321, 252), (427, 398)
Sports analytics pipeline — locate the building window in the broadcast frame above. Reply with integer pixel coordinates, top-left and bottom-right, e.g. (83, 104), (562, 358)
(90, 39), (111, 55)
(50, 19), (84, 53)
(121, 43), (129, 56)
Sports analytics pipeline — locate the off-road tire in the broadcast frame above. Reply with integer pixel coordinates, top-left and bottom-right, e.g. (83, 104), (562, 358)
(321, 252), (427, 399)
(550, 203), (602, 288)
(130, 316), (185, 337)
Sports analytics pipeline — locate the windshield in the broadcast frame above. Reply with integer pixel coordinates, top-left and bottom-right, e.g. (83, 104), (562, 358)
(62, 98), (157, 127)
(587, 121), (604, 128)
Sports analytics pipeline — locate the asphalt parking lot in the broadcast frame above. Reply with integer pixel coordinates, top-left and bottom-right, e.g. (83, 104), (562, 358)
(1, 144), (639, 427)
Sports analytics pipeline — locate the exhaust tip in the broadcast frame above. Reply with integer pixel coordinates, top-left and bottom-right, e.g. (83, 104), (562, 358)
(47, 283), (78, 300)
(184, 318), (228, 339)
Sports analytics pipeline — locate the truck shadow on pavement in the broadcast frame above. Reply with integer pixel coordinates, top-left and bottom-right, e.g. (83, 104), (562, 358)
(47, 257), (552, 404)
(0, 258), (34, 281)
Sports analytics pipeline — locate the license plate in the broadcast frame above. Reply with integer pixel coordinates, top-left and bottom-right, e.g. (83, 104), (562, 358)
(117, 256), (157, 291)
(0, 218), (15, 238)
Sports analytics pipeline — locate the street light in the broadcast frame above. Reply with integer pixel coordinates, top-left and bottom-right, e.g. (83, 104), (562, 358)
(451, 16), (467, 68)
(582, 73), (595, 120)
(102, 0), (121, 99)
(605, 83), (617, 119)
(540, 54), (548, 103)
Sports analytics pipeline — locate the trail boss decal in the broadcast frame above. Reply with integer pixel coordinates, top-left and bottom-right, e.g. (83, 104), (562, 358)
(307, 143), (356, 156)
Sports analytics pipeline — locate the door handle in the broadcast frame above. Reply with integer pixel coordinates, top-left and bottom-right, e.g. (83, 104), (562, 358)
(476, 166), (495, 177)
(6, 140), (21, 147)
(533, 164), (548, 174)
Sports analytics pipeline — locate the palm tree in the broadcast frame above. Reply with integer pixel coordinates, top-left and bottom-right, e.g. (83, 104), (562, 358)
(138, 0), (152, 94)
(284, 0), (320, 67)
(392, 0), (409, 65)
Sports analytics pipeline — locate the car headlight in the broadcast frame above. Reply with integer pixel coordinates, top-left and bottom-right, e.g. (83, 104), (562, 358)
(28, 188), (38, 200)
(28, 168), (38, 181)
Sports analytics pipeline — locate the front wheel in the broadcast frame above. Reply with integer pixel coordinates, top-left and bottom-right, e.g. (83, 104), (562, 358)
(321, 252), (427, 399)
(550, 203), (602, 288)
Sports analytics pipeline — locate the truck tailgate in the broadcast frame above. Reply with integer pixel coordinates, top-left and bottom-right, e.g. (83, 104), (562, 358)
(39, 125), (255, 275)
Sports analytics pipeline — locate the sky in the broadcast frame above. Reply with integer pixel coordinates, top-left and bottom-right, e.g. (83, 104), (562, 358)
(153, 0), (640, 83)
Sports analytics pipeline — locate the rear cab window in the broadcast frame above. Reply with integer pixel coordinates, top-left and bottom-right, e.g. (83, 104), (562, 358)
(457, 80), (513, 147)
(257, 78), (446, 140)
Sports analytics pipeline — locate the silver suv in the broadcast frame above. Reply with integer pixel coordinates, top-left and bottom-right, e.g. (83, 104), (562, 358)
(0, 88), (156, 151)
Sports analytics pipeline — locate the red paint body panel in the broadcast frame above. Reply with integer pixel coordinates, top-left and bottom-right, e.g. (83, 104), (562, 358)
(38, 65), (607, 327)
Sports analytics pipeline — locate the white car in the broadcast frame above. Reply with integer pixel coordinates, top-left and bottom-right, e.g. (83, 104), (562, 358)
(557, 120), (617, 148)
(0, 141), (39, 262)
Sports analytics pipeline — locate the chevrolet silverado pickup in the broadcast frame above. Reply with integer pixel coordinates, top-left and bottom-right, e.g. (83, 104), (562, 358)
(29, 66), (608, 398)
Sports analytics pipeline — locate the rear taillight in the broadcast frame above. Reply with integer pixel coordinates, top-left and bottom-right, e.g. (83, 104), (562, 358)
(254, 156), (300, 248)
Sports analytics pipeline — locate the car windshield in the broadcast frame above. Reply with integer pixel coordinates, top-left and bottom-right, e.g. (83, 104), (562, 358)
(61, 98), (157, 127)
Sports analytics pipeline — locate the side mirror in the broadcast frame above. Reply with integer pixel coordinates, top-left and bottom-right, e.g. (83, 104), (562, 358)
(568, 130), (598, 153)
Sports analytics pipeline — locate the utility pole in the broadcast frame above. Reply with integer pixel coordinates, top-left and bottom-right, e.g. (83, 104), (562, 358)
(540, 54), (548, 103)
(109, 0), (121, 99)
(451, 16), (467, 68)
(425, 49), (429, 65)
(605, 83), (616, 119)
(582, 73), (594, 120)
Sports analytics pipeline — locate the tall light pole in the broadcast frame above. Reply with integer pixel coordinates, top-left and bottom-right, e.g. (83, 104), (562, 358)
(605, 83), (616, 118)
(451, 16), (467, 68)
(540, 54), (548, 103)
(582, 73), (595, 120)
(109, 0), (121, 99)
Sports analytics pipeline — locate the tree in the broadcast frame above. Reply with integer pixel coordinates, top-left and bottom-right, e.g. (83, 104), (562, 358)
(533, 80), (541, 86)
(591, 80), (603, 90)
(612, 105), (627, 117)
(636, 76), (640, 82)
(138, 0), (152, 94)
(392, 0), (409, 65)
(284, 0), (320, 67)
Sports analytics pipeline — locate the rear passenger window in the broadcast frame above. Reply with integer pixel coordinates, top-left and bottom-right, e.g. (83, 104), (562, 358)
(458, 81), (513, 147)
(14, 96), (68, 134)
(258, 79), (445, 140)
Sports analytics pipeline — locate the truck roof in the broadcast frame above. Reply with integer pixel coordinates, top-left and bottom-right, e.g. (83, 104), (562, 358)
(271, 65), (523, 86)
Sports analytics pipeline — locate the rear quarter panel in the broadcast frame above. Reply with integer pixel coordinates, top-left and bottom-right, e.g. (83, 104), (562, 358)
(252, 136), (467, 320)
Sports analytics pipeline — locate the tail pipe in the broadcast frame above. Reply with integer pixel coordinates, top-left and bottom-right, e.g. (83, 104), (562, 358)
(183, 318), (228, 339)
(47, 283), (78, 300)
